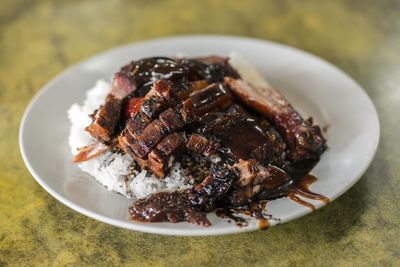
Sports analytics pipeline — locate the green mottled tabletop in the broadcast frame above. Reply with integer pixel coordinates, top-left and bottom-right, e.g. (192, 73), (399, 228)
(1, 0), (399, 266)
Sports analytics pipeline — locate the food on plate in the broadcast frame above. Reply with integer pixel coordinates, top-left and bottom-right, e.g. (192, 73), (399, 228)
(68, 54), (327, 227)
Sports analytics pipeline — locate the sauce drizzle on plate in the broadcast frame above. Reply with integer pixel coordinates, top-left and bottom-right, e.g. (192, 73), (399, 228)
(287, 174), (329, 210)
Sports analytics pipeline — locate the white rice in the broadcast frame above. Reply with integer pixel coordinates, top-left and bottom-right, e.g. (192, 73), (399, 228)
(67, 54), (267, 199)
(67, 80), (192, 199)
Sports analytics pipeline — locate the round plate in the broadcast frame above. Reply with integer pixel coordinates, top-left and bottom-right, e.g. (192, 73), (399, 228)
(19, 35), (379, 236)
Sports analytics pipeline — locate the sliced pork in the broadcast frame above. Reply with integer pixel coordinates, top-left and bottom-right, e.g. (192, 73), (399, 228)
(225, 77), (326, 169)
(85, 73), (135, 142)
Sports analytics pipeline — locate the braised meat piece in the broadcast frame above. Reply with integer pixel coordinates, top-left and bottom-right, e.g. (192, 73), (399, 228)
(227, 159), (290, 206)
(128, 158), (290, 225)
(126, 112), (152, 138)
(135, 119), (167, 156)
(192, 163), (238, 211)
(121, 57), (189, 96)
(177, 98), (196, 124)
(137, 133), (186, 178)
(129, 190), (211, 226)
(194, 112), (276, 165)
(85, 59), (181, 142)
(225, 77), (326, 171)
(190, 83), (233, 116)
(118, 130), (146, 158)
(85, 73), (136, 142)
(186, 134), (220, 157)
(139, 79), (174, 119)
(159, 108), (185, 132)
(123, 83), (172, 142)
(119, 82), (233, 171)
(120, 81), (177, 158)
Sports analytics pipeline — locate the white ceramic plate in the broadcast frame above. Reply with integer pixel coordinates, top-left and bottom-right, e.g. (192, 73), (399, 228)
(19, 35), (379, 236)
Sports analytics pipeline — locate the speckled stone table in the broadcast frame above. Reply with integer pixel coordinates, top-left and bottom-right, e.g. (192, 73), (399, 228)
(1, 0), (399, 266)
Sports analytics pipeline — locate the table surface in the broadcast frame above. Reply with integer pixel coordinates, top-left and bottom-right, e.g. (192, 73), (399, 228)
(1, 0), (399, 266)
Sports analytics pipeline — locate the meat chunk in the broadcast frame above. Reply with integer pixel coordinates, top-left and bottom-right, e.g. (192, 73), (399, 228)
(225, 77), (326, 167)
(118, 129), (141, 157)
(121, 81), (177, 158)
(177, 98), (196, 124)
(190, 83), (233, 116)
(126, 112), (152, 138)
(186, 134), (220, 157)
(159, 108), (185, 132)
(85, 73), (135, 141)
(125, 99), (193, 160)
(120, 82), (233, 165)
(85, 95), (121, 142)
(143, 133), (186, 177)
(140, 96), (167, 119)
(129, 190), (211, 227)
(194, 112), (274, 164)
(156, 132), (186, 157)
(124, 81), (174, 138)
(227, 159), (290, 206)
(139, 80), (174, 118)
(135, 119), (166, 157)
(130, 80), (173, 120)
(149, 79), (175, 102)
(192, 163), (238, 211)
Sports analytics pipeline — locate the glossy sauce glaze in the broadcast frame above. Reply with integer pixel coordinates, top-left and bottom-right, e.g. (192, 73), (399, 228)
(286, 174), (329, 210)
(215, 175), (329, 228)
(215, 201), (272, 230)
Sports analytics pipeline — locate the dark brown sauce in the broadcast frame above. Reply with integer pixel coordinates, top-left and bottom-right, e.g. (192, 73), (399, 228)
(195, 112), (271, 163)
(258, 219), (270, 230)
(129, 190), (211, 227)
(287, 194), (317, 211)
(215, 175), (329, 228)
(216, 201), (272, 230)
(247, 201), (271, 231)
(286, 174), (329, 210)
(215, 209), (248, 227)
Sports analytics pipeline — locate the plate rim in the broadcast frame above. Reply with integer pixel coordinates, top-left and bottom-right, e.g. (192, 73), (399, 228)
(19, 34), (380, 236)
